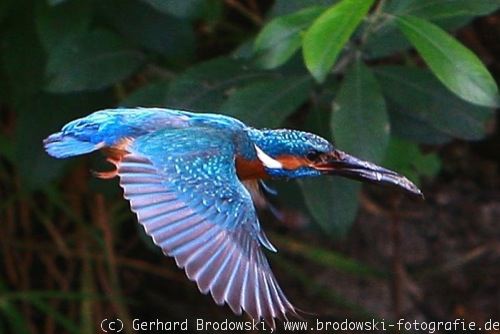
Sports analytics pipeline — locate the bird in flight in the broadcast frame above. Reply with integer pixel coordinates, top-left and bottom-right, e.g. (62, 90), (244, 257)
(44, 108), (422, 327)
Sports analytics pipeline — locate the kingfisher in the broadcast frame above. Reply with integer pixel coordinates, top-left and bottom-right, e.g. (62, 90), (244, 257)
(44, 108), (421, 327)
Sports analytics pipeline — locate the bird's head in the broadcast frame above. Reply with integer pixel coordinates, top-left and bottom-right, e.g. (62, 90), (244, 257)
(249, 129), (422, 196)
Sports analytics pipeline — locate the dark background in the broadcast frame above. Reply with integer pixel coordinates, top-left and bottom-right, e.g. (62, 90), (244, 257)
(0, 0), (499, 333)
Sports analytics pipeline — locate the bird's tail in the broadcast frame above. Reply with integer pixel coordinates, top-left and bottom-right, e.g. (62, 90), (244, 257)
(43, 132), (105, 159)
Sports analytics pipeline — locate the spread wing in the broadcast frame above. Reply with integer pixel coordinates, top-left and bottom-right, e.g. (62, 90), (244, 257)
(115, 127), (296, 326)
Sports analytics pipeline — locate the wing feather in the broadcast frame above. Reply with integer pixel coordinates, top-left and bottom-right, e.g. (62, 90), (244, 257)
(114, 128), (297, 327)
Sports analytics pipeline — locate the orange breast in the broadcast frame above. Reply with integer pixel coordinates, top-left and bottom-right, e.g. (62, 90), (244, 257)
(276, 155), (310, 170)
(236, 154), (312, 180)
(235, 157), (268, 180)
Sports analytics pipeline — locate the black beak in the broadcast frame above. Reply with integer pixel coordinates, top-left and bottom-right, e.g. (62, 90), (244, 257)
(315, 149), (423, 197)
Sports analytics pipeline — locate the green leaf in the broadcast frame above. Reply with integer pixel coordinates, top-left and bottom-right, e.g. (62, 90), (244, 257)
(387, 108), (453, 144)
(121, 80), (170, 107)
(396, 15), (499, 108)
(254, 6), (325, 69)
(364, 17), (473, 60)
(363, 23), (411, 59)
(233, 39), (257, 60)
(383, 137), (441, 184)
(220, 76), (313, 128)
(368, 1), (500, 59)
(270, 0), (338, 17)
(98, 0), (195, 60)
(303, 0), (375, 82)
(45, 29), (144, 92)
(300, 178), (361, 237)
(376, 66), (494, 142)
(400, 0), (500, 20)
(332, 60), (389, 163)
(35, 0), (92, 50)
(383, 0), (414, 13)
(139, 0), (204, 19)
(166, 57), (273, 111)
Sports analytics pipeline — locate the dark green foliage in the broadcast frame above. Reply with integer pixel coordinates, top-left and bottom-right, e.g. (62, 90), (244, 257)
(45, 29), (145, 92)
(1, 0), (498, 235)
(376, 66), (494, 143)
(220, 76), (313, 127)
(332, 60), (389, 164)
(165, 57), (274, 111)
(35, 0), (92, 51)
(1, 1), (499, 331)
(98, 0), (196, 61)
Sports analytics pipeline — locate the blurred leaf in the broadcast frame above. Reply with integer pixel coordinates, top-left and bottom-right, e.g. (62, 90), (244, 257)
(48, 0), (68, 5)
(0, 0), (15, 24)
(15, 91), (111, 191)
(233, 39), (256, 59)
(30, 299), (80, 334)
(269, 0), (338, 17)
(0, 303), (31, 334)
(366, 24), (452, 60)
(396, 15), (499, 108)
(271, 233), (386, 278)
(1, 9), (45, 104)
(306, 106), (337, 141)
(363, 23), (411, 59)
(364, 16), (474, 60)
(166, 57), (273, 111)
(254, 6), (325, 69)
(271, 255), (376, 318)
(79, 258), (94, 334)
(303, 0), (374, 82)
(139, 0), (204, 19)
(300, 177), (361, 237)
(413, 153), (441, 178)
(121, 80), (170, 107)
(98, 0), (195, 61)
(0, 68), (8, 104)
(3, 290), (104, 302)
(45, 29), (144, 92)
(0, 135), (14, 162)
(399, 0), (500, 19)
(332, 61), (389, 163)
(383, 137), (441, 184)
(201, 0), (223, 22)
(387, 105), (453, 145)
(220, 76), (313, 128)
(383, 0), (414, 13)
(376, 66), (494, 142)
(367, 1), (500, 59)
(35, 0), (92, 50)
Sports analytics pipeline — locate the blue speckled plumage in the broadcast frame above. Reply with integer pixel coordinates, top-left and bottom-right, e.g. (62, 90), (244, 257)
(44, 107), (422, 326)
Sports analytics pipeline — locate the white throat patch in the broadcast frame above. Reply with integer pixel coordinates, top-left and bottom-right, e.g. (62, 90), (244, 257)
(254, 145), (283, 169)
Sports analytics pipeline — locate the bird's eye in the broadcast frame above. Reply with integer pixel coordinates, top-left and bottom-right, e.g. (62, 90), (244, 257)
(306, 151), (322, 161)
